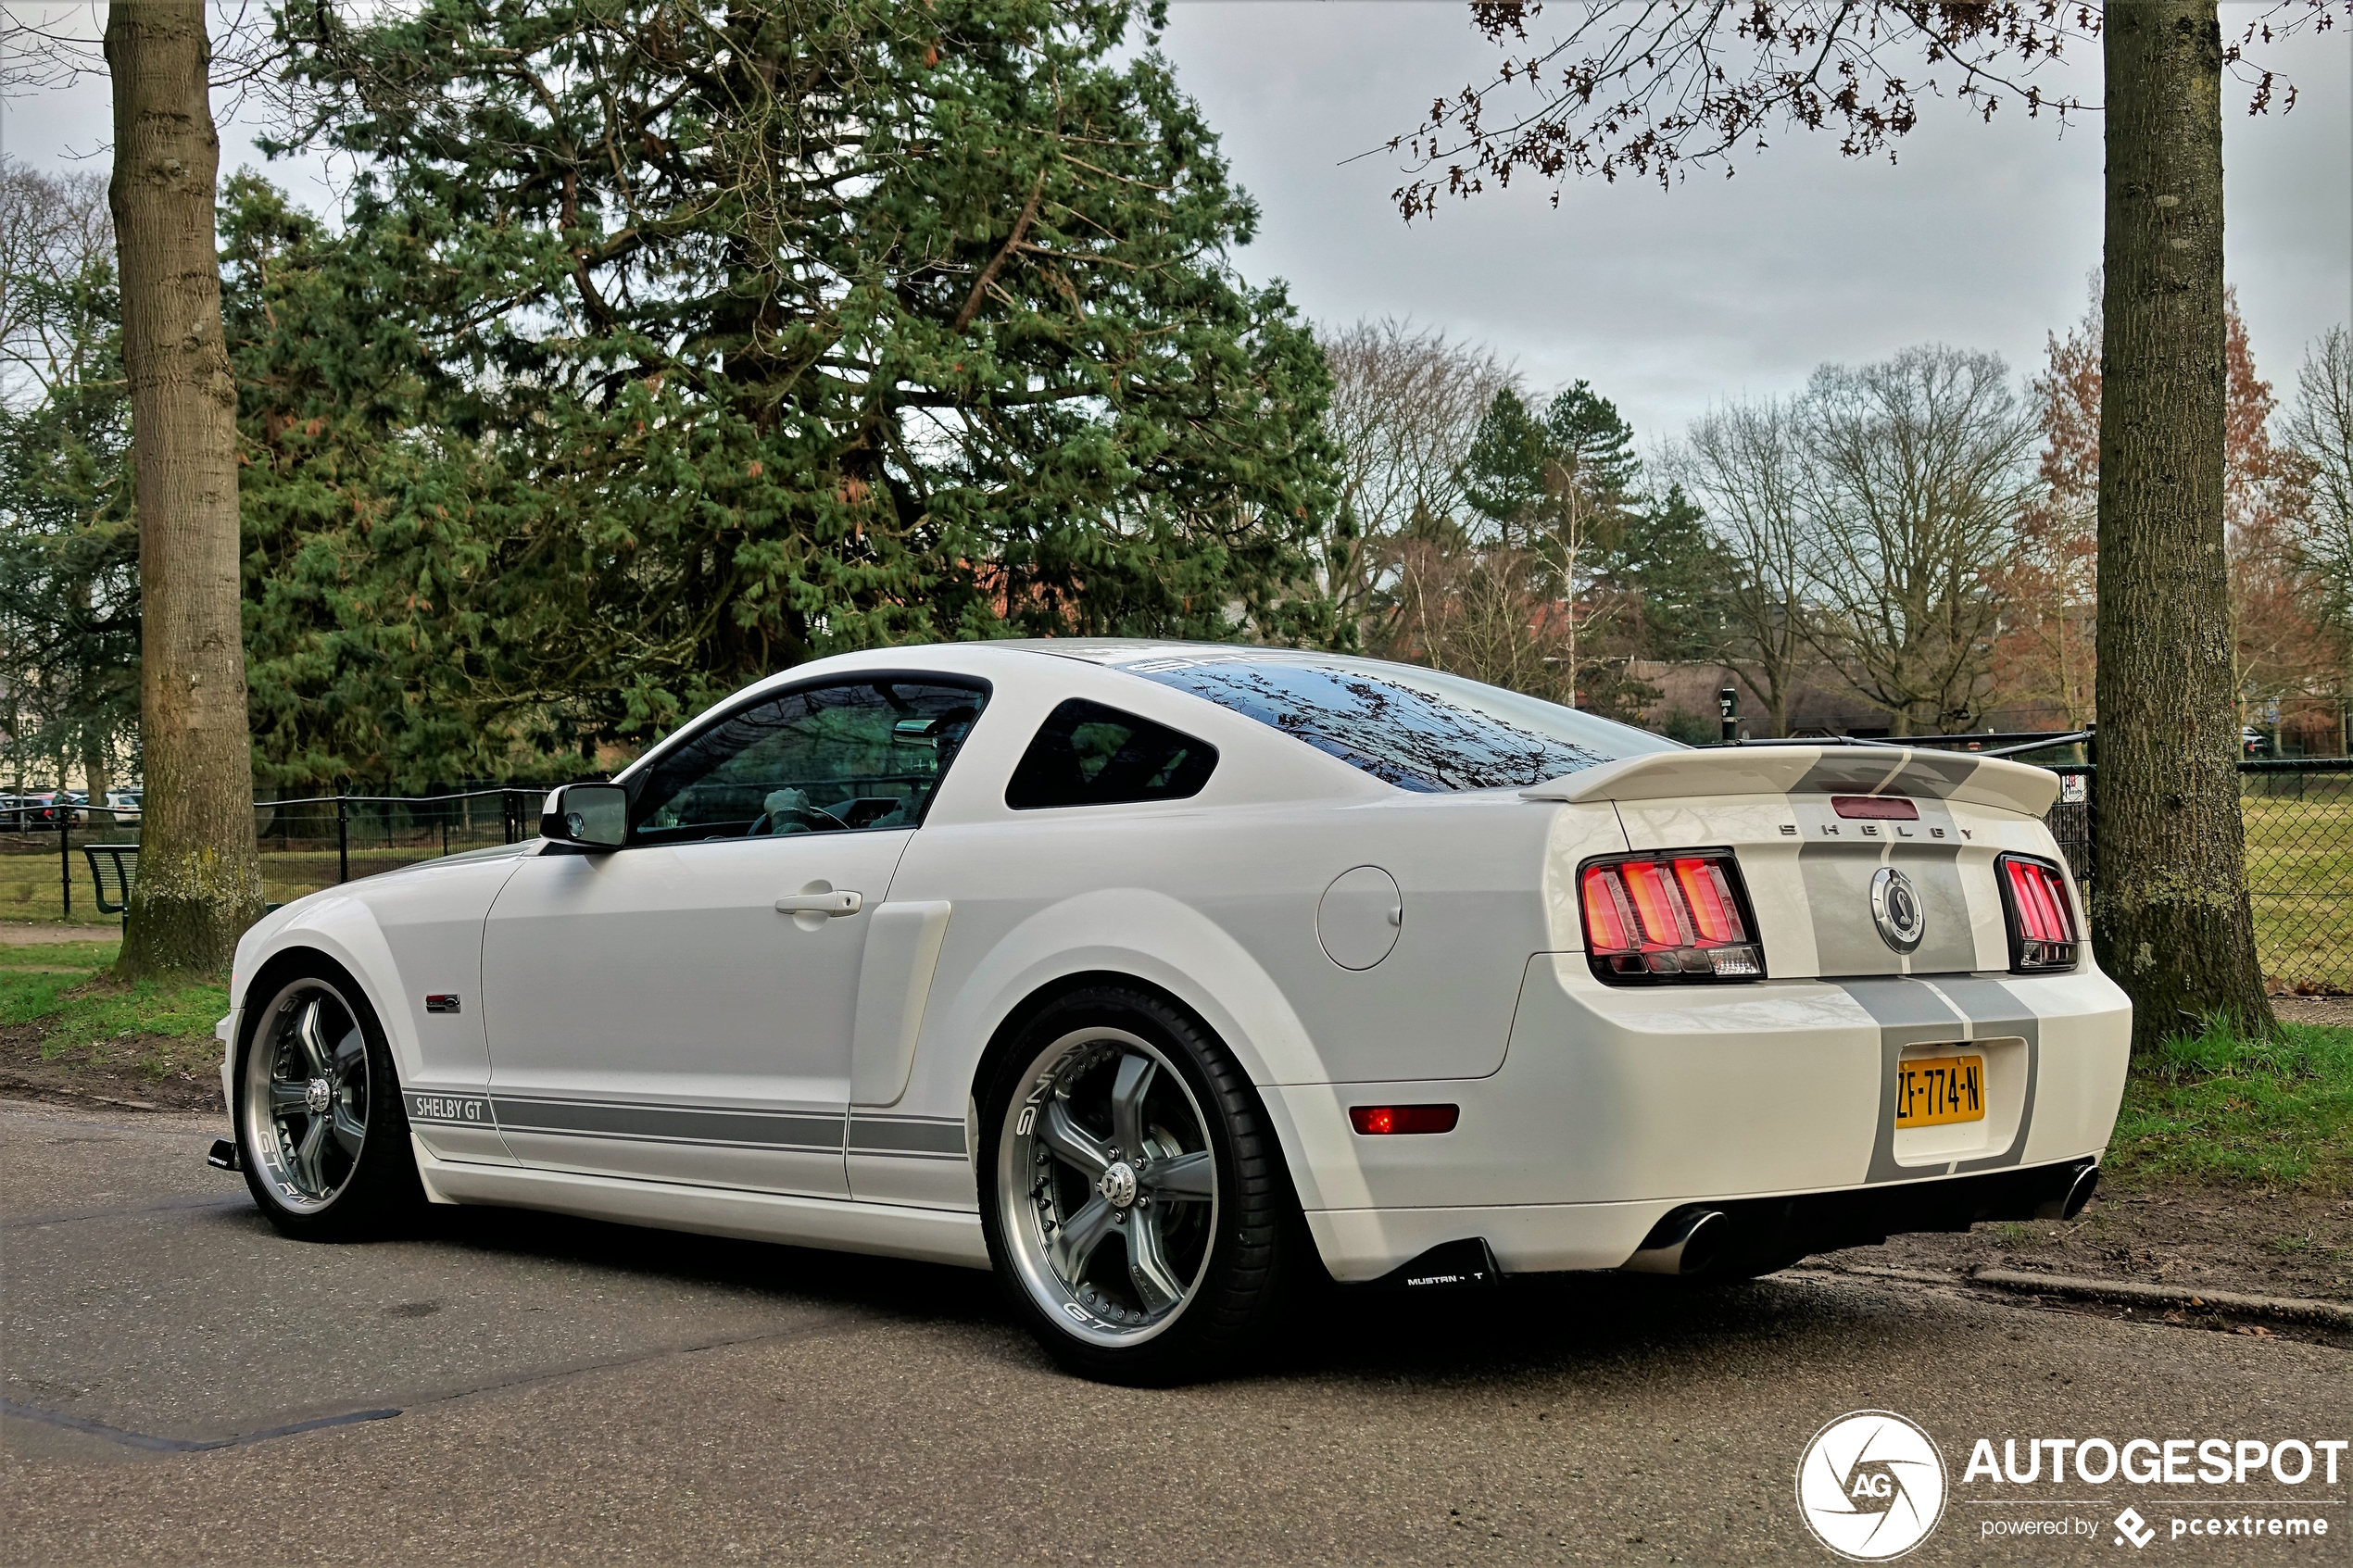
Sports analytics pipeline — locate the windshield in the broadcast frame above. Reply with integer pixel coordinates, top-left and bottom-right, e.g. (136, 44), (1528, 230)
(1119, 650), (1680, 792)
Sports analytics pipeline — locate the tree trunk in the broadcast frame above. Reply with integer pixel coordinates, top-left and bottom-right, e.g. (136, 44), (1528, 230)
(2093, 1), (2276, 1050)
(107, 3), (263, 976)
(82, 737), (113, 833)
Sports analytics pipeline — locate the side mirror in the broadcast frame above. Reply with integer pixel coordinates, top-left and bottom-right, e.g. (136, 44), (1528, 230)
(539, 783), (628, 849)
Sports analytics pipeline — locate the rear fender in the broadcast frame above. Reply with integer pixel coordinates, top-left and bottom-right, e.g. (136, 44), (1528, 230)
(923, 886), (1337, 1206)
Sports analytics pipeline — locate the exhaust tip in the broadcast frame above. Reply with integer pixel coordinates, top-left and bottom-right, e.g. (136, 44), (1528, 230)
(207, 1137), (241, 1173)
(2032, 1160), (2099, 1221)
(1623, 1209), (1730, 1276)
(2059, 1163), (2098, 1220)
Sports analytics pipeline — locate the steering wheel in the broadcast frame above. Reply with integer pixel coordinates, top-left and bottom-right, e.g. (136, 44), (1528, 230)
(747, 804), (850, 836)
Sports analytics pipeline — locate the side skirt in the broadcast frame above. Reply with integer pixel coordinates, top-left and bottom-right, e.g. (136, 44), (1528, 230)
(415, 1149), (990, 1270)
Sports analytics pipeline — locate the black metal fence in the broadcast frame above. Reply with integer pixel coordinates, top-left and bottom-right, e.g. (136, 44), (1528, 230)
(0, 786), (554, 920)
(7, 761), (2348, 992)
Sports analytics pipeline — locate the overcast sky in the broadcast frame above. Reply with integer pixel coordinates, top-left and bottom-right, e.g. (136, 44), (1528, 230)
(6, 2), (2347, 445)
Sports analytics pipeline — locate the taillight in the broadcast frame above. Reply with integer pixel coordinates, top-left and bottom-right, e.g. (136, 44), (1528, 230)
(1578, 849), (1765, 984)
(1997, 854), (2080, 972)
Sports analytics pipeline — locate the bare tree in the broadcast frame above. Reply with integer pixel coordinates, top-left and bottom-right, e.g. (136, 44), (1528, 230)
(1798, 346), (2036, 735)
(0, 158), (130, 829)
(1992, 300), (2103, 731)
(0, 159), (113, 406)
(1319, 318), (1516, 640)
(1378, 0), (2340, 1046)
(2280, 326), (2353, 723)
(1674, 398), (1812, 736)
(1379, 533), (1579, 706)
(107, 1), (264, 972)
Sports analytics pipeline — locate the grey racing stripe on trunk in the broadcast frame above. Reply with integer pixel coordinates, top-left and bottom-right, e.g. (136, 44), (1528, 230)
(1893, 750), (1982, 800)
(1793, 752), (1912, 797)
(1845, 976), (2041, 1183)
(1843, 979), (1968, 1185)
(846, 1115), (968, 1160)
(488, 1097), (846, 1152)
(1922, 976), (2040, 1174)
(1796, 836), (1969, 977)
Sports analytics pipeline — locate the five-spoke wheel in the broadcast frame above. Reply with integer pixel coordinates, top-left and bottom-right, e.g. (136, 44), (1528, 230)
(981, 987), (1307, 1383)
(244, 983), (371, 1210)
(233, 958), (420, 1238)
(998, 1030), (1219, 1344)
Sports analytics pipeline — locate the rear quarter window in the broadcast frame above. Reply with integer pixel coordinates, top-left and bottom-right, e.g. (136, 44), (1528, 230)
(1006, 699), (1218, 809)
(1122, 652), (1679, 792)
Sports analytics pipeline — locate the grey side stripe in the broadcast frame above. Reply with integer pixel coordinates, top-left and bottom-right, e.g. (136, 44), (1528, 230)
(490, 1097), (844, 1153)
(847, 1114), (967, 1160)
(1843, 977), (2037, 1185)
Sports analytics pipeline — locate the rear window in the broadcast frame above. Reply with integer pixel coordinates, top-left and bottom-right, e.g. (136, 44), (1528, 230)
(1122, 651), (1679, 792)
(1006, 699), (1218, 809)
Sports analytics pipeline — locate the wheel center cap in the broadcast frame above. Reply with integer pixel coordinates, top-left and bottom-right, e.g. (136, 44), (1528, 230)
(1099, 1161), (1139, 1209)
(305, 1077), (333, 1115)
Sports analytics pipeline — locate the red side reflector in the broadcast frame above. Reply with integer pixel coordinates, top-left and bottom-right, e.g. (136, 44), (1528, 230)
(1831, 796), (1919, 820)
(1350, 1104), (1459, 1135)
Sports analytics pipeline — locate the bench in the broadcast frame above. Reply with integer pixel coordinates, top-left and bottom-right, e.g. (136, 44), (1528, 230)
(82, 843), (283, 929)
(83, 845), (139, 928)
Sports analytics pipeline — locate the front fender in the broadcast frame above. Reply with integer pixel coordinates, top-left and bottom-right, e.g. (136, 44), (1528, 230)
(226, 891), (421, 1087)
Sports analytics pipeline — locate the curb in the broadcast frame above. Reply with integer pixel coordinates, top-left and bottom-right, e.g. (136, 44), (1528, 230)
(1786, 1260), (2353, 1328)
(1969, 1268), (2353, 1328)
(0, 1078), (164, 1112)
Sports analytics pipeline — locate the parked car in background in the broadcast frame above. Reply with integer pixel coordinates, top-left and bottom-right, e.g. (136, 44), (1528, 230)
(218, 641), (2129, 1383)
(107, 789), (144, 813)
(4, 792), (77, 828)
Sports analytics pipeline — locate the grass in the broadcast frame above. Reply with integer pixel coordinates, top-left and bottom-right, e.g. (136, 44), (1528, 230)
(0, 834), (509, 925)
(0, 936), (228, 1083)
(2106, 1017), (2353, 1195)
(2242, 793), (2353, 993)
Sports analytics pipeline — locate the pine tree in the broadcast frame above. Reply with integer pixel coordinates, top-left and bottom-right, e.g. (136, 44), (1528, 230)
(247, 0), (1338, 779)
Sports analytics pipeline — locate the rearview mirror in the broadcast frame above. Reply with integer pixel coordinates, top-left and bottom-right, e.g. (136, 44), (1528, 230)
(539, 783), (627, 849)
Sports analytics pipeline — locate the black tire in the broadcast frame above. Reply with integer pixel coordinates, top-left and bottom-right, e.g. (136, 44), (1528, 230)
(978, 985), (1305, 1385)
(233, 953), (423, 1240)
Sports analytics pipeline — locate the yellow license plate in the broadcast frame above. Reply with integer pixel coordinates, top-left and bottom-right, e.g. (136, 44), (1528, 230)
(1894, 1054), (1985, 1128)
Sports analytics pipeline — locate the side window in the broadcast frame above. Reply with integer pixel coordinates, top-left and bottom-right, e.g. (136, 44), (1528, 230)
(1005, 699), (1217, 810)
(633, 680), (988, 845)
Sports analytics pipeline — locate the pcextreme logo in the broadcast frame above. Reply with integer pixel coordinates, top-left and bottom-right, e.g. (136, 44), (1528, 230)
(1796, 1410), (1950, 1562)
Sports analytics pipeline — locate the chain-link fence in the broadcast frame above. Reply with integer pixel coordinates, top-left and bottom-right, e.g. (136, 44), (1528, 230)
(2046, 759), (2353, 996)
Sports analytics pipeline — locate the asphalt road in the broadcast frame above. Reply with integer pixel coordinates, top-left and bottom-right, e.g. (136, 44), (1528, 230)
(3, 1097), (2345, 1566)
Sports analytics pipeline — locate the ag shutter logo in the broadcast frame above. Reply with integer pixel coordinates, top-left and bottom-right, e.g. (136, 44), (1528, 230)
(1797, 1410), (1950, 1562)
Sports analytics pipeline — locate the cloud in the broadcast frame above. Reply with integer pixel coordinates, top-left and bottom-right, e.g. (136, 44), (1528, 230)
(1153, 1), (2351, 441)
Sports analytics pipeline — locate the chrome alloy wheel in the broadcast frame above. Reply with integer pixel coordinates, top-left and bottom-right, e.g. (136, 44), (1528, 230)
(241, 979), (371, 1212)
(997, 1029), (1219, 1348)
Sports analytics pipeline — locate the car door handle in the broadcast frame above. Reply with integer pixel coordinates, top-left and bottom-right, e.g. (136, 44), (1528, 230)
(775, 890), (862, 917)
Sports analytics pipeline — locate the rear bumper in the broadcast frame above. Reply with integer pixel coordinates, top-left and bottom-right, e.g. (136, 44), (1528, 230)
(1306, 1159), (2097, 1283)
(1273, 959), (2131, 1282)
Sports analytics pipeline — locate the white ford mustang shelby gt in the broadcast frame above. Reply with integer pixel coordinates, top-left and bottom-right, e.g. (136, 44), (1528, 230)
(217, 641), (2130, 1381)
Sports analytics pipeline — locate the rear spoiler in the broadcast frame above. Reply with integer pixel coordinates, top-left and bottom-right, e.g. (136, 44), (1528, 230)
(1521, 744), (2063, 817)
